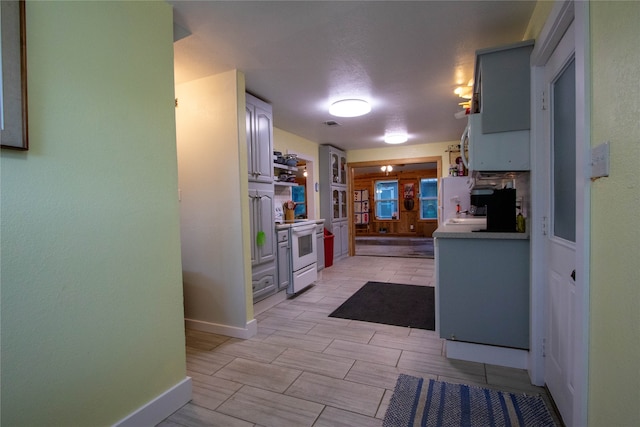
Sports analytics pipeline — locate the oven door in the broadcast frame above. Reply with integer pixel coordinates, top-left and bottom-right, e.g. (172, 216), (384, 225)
(290, 223), (317, 271)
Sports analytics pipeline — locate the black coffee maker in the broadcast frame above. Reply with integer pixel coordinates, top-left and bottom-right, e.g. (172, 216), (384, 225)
(486, 189), (517, 232)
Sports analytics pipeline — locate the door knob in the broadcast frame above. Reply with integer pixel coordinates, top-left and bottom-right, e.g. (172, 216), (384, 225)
(571, 270), (576, 281)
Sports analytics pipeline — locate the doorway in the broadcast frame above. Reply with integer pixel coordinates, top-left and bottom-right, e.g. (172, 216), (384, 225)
(347, 157), (441, 258)
(292, 161), (308, 218)
(282, 152), (315, 220)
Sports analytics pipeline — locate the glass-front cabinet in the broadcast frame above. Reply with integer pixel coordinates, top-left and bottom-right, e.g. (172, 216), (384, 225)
(320, 145), (349, 260)
(330, 151), (347, 185)
(332, 188), (347, 220)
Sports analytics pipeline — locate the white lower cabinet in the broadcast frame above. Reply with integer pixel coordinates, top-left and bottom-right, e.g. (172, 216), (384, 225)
(316, 223), (325, 270)
(276, 230), (290, 291)
(252, 263), (277, 302)
(332, 220), (349, 259)
(438, 237), (529, 349)
(249, 184), (276, 266)
(250, 182), (277, 302)
(340, 221), (348, 256)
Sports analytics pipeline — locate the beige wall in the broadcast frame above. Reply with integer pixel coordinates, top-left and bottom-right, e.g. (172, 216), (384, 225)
(589, 2), (640, 426)
(176, 71), (255, 329)
(0, 2), (187, 425)
(523, 1), (554, 41)
(347, 141), (452, 175)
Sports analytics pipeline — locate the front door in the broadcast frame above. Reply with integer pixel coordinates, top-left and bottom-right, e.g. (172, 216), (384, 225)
(544, 21), (577, 427)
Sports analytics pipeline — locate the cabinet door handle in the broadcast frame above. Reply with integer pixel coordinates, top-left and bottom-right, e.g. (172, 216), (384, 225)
(571, 270), (576, 281)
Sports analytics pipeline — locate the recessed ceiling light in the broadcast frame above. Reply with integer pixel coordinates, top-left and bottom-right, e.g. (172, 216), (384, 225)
(384, 134), (408, 144)
(329, 99), (371, 117)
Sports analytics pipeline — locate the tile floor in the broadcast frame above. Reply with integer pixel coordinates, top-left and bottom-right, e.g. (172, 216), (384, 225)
(159, 255), (561, 427)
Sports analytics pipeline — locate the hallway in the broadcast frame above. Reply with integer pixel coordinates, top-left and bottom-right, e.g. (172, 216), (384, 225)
(159, 256), (559, 426)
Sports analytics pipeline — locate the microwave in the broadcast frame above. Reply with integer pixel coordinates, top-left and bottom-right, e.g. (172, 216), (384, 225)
(461, 114), (530, 172)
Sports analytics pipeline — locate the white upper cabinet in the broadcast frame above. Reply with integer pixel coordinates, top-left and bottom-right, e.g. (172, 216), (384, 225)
(469, 40), (534, 171)
(476, 40), (534, 133)
(330, 150), (347, 186)
(246, 93), (274, 183)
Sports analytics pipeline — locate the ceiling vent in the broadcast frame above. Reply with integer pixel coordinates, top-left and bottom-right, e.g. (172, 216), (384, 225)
(323, 120), (341, 127)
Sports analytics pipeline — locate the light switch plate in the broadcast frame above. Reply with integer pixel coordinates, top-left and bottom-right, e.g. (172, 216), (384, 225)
(591, 141), (610, 179)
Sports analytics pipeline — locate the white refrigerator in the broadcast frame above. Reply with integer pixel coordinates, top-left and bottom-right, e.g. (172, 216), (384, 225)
(438, 176), (473, 226)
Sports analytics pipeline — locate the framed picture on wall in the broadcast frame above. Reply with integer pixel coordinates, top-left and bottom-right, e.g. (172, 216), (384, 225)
(403, 183), (414, 199)
(1, 0), (29, 150)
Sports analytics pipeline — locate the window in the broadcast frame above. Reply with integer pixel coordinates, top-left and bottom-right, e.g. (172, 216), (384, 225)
(420, 178), (438, 219)
(375, 180), (398, 219)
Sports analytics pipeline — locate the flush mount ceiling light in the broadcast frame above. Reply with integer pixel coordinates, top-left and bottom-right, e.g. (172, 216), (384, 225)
(329, 99), (371, 117)
(384, 134), (408, 144)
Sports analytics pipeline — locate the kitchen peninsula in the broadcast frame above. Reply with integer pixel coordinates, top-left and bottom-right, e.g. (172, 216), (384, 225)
(434, 222), (530, 368)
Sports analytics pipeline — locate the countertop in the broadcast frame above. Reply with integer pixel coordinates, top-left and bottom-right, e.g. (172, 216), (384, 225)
(276, 219), (324, 230)
(433, 224), (529, 240)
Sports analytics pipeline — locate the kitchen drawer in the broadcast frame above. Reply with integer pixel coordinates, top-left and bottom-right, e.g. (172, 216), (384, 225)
(277, 230), (289, 243)
(252, 265), (276, 303)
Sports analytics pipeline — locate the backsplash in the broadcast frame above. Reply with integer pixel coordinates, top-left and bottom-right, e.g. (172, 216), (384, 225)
(514, 172), (530, 218)
(274, 185), (292, 213)
(472, 171), (530, 218)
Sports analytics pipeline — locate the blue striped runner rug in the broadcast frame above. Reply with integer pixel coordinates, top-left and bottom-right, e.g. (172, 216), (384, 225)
(383, 374), (557, 427)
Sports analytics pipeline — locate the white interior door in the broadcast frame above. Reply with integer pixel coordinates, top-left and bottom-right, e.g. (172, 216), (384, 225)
(544, 21), (577, 427)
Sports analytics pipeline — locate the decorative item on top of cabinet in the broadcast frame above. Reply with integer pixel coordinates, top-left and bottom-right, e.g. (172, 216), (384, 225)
(246, 93), (274, 183)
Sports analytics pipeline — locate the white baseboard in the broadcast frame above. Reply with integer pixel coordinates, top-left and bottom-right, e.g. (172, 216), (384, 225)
(113, 376), (192, 427)
(445, 341), (529, 370)
(253, 290), (287, 316)
(185, 317), (257, 339)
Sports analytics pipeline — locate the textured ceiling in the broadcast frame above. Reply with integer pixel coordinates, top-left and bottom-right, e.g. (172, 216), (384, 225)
(171, 1), (536, 151)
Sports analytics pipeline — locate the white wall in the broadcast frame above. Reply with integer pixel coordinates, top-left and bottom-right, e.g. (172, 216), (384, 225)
(176, 71), (254, 334)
